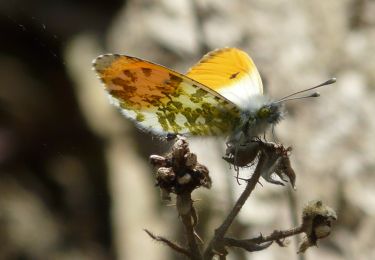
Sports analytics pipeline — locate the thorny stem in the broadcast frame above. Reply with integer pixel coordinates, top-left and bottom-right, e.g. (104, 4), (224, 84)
(177, 192), (202, 260)
(223, 225), (304, 249)
(144, 229), (191, 257)
(250, 225), (304, 244)
(203, 153), (267, 260)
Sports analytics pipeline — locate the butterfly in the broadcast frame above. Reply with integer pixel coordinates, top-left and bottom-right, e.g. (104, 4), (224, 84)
(92, 48), (335, 149)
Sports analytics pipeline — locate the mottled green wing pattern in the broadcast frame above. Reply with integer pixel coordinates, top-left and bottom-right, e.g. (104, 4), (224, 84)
(93, 54), (241, 136)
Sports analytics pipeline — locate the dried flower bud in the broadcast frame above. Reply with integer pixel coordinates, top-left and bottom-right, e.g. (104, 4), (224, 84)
(172, 136), (189, 160)
(298, 200), (337, 253)
(258, 142), (295, 188)
(194, 164), (211, 188)
(156, 167), (175, 183)
(314, 224), (331, 239)
(178, 173), (192, 185)
(223, 140), (295, 188)
(275, 153), (296, 189)
(185, 152), (197, 168)
(223, 141), (260, 167)
(149, 136), (211, 198)
(150, 155), (167, 167)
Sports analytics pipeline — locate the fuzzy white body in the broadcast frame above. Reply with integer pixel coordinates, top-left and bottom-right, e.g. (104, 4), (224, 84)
(227, 95), (283, 146)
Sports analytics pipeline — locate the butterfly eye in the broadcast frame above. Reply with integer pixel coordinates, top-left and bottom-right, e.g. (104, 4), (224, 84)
(257, 107), (271, 118)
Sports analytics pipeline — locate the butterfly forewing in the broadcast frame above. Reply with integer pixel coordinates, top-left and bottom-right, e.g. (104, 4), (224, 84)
(93, 54), (240, 136)
(186, 48), (263, 108)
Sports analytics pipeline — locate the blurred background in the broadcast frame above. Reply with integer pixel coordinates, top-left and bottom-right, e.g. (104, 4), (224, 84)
(1, 0), (375, 259)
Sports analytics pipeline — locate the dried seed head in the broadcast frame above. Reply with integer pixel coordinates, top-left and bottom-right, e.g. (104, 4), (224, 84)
(178, 173), (192, 185)
(194, 164), (211, 188)
(172, 136), (189, 160)
(314, 224), (332, 239)
(223, 140), (295, 188)
(258, 142), (295, 187)
(184, 152), (197, 169)
(150, 155), (168, 167)
(223, 141), (260, 167)
(274, 151), (296, 189)
(150, 136), (211, 199)
(156, 167), (175, 183)
(298, 200), (337, 253)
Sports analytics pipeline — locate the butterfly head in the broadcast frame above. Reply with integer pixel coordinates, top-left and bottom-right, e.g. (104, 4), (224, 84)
(256, 102), (283, 125)
(237, 78), (337, 141)
(234, 96), (284, 141)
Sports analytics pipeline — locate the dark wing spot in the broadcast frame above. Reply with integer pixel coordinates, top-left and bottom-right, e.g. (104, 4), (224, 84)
(168, 73), (183, 86)
(190, 88), (207, 103)
(111, 78), (137, 93)
(141, 67), (152, 77)
(123, 70), (138, 82)
(112, 77), (131, 87)
(230, 72), (240, 79)
(109, 89), (134, 100)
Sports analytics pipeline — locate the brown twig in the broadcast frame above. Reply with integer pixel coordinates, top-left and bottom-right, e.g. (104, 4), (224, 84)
(223, 225), (304, 251)
(144, 229), (191, 257)
(177, 192), (203, 260)
(203, 153), (267, 259)
(223, 238), (273, 252)
(248, 226), (304, 244)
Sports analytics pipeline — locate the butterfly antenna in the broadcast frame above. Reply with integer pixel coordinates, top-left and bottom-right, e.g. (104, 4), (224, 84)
(275, 78), (336, 103)
(276, 92), (322, 103)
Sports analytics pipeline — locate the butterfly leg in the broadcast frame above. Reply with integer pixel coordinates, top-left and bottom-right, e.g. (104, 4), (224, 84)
(233, 132), (247, 185)
(271, 125), (279, 142)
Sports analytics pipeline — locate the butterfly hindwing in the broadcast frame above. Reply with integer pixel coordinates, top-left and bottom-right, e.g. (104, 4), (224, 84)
(93, 54), (240, 136)
(186, 48), (263, 108)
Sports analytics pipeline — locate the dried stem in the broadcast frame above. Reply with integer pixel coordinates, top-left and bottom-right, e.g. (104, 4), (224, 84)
(177, 192), (203, 260)
(144, 229), (191, 257)
(203, 153), (267, 259)
(148, 138), (337, 258)
(223, 225), (304, 251)
(249, 225), (304, 244)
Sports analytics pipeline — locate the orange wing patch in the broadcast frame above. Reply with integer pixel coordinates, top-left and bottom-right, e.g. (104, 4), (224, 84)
(95, 55), (182, 110)
(186, 48), (263, 108)
(93, 54), (240, 136)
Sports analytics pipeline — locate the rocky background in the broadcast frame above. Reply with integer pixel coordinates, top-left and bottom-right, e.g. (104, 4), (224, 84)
(1, 0), (374, 259)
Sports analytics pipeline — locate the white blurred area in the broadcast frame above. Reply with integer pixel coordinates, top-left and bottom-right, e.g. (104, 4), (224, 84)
(65, 0), (375, 259)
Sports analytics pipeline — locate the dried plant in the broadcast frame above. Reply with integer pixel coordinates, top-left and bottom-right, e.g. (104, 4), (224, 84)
(146, 136), (337, 260)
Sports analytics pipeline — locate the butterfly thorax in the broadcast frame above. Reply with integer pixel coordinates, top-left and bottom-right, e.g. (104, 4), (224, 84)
(228, 95), (284, 145)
